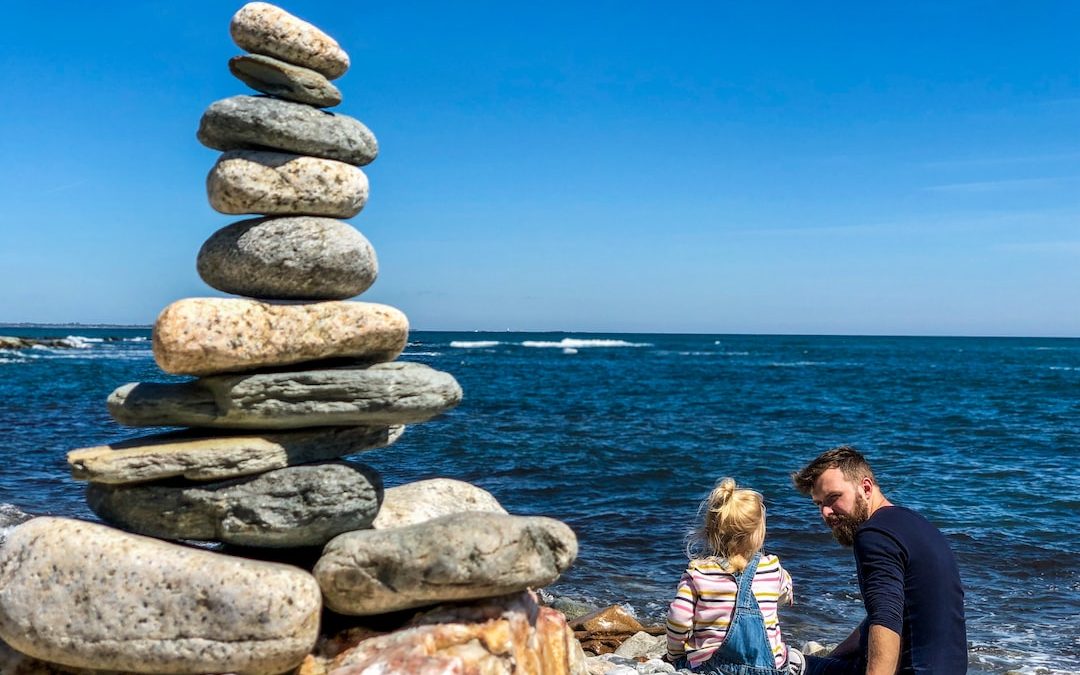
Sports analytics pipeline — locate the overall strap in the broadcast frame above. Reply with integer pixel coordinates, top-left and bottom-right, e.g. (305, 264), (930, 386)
(734, 551), (762, 609)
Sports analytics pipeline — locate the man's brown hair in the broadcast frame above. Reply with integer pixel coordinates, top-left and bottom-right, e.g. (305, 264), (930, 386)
(791, 445), (876, 495)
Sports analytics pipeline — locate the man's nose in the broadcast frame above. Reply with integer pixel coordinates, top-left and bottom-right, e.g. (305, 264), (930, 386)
(820, 505), (833, 519)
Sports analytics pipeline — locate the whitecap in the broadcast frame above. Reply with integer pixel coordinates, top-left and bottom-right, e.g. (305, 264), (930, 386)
(562, 348), (578, 354)
(450, 341), (501, 348)
(126, 336), (149, 342)
(402, 351), (442, 357)
(521, 339), (651, 349)
(61, 335), (101, 348)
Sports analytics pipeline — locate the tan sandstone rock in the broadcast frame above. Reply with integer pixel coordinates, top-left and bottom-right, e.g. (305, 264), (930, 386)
(312, 592), (587, 675)
(151, 298), (407, 375)
(231, 2), (349, 79)
(207, 151), (368, 217)
(373, 478), (507, 529)
(0, 517), (320, 674)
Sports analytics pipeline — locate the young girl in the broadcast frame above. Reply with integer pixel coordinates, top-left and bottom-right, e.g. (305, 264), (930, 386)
(665, 478), (804, 674)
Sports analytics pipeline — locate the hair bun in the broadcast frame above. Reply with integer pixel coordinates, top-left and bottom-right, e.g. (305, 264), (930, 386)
(715, 477), (737, 503)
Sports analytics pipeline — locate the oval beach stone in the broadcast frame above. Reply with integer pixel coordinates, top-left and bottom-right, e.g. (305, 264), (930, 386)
(373, 478), (507, 529)
(198, 216), (376, 299)
(197, 95), (377, 166)
(229, 53), (342, 107)
(67, 425), (402, 484)
(108, 361), (462, 430)
(86, 461), (383, 547)
(314, 512), (578, 615)
(207, 151), (368, 217)
(0, 517), (320, 674)
(231, 2), (349, 80)
(151, 297), (406, 376)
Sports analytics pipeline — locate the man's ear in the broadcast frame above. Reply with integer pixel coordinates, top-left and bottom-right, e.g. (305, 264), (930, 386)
(860, 476), (874, 499)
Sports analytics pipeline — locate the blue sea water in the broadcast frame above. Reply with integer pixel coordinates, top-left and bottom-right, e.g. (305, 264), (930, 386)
(1, 327), (1078, 674)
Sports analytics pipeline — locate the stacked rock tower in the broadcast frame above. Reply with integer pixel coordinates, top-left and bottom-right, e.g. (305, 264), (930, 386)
(0, 4), (582, 674)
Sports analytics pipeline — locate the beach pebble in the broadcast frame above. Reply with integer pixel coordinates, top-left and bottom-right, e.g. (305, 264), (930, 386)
(314, 512), (577, 615)
(150, 297), (406, 376)
(86, 461), (382, 547)
(197, 95), (377, 166)
(229, 54), (341, 107)
(68, 425), (401, 485)
(317, 591), (587, 674)
(373, 478), (506, 529)
(197, 217), (376, 300)
(0, 517), (320, 673)
(108, 362), (462, 430)
(207, 151), (368, 217)
(614, 632), (667, 660)
(230, 2), (349, 80)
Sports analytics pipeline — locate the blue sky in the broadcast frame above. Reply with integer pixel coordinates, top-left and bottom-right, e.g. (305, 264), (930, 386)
(1, 2), (1078, 335)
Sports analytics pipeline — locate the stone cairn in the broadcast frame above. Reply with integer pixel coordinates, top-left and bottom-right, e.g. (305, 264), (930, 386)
(0, 4), (582, 674)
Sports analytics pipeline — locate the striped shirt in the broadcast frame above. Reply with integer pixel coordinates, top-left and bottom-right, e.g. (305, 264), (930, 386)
(665, 553), (793, 669)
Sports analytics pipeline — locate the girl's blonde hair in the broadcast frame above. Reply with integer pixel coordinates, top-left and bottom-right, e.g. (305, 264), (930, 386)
(686, 477), (766, 572)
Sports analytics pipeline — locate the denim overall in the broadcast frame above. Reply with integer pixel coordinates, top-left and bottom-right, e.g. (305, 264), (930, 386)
(690, 551), (788, 675)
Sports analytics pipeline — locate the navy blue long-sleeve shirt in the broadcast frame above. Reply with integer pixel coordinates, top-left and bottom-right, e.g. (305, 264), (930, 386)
(854, 506), (967, 674)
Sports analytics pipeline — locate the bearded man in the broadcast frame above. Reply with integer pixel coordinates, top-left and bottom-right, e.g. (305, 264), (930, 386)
(792, 446), (966, 675)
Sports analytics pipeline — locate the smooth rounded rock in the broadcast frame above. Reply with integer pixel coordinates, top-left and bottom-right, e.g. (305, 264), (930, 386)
(86, 461), (383, 547)
(373, 478), (506, 529)
(68, 425), (402, 484)
(229, 54), (341, 107)
(231, 2), (349, 80)
(0, 517), (320, 674)
(197, 95), (377, 166)
(314, 512), (578, 615)
(197, 217), (376, 300)
(151, 298), (406, 376)
(108, 362), (462, 430)
(207, 150), (367, 217)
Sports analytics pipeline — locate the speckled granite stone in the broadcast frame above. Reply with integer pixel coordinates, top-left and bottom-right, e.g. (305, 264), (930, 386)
(229, 54), (341, 107)
(0, 517), (320, 674)
(108, 362), (462, 430)
(314, 512), (578, 615)
(68, 425), (402, 484)
(86, 461), (383, 547)
(150, 298), (406, 375)
(230, 2), (349, 80)
(197, 217), (376, 300)
(373, 478), (506, 529)
(197, 95), (377, 166)
(207, 150), (367, 217)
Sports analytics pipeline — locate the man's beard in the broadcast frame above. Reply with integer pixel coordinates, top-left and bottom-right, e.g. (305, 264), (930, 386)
(826, 496), (870, 547)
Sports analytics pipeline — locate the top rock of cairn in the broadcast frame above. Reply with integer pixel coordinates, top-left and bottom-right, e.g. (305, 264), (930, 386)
(230, 2), (349, 80)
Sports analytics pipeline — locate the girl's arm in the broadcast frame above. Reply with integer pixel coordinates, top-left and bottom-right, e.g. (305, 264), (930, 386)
(665, 570), (696, 659)
(778, 561), (794, 605)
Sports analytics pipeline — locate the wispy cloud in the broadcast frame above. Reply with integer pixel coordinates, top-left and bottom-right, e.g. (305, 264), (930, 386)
(923, 176), (1080, 193)
(995, 240), (1080, 254)
(921, 151), (1080, 170)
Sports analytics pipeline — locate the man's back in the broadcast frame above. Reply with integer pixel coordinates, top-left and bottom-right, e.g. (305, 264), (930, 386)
(855, 505), (967, 674)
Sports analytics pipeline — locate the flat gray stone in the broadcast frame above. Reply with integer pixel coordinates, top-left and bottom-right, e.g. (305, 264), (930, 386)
(0, 517), (320, 673)
(314, 512), (578, 615)
(207, 151), (367, 217)
(67, 425), (402, 485)
(109, 361), (462, 430)
(231, 2), (349, 80)
(197, 217), (376, 300)
(197, 95), (377, 166)
(230, 53), (341, 107)
(373, 478), (506, 529)
(86, 461), (382, 547)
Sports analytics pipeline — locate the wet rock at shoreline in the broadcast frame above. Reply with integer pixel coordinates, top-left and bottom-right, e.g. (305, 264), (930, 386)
(0, 517), (320, 673)
(373, 478), (507, 529)
(308, 591), (587, 675)
(229, 54), (342, 107)
(207, 151), (368, 217)
(231, 2), (349, 80)
(0, 504), (33, 549)
(315, 512), (577, 615)
(197, 217), (376, 299)
(86, 461), (382, 547)
(109, 361), (462, 430)
(68, 425), (402, 484)
(151, 297), (406, 375)
(198, 95), (377, 166)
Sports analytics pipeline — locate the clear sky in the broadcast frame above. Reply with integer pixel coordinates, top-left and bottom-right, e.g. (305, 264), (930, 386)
(1, 2), (1078, 335)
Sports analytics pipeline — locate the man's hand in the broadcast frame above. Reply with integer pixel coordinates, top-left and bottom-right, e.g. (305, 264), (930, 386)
(866, 624), (900, 675)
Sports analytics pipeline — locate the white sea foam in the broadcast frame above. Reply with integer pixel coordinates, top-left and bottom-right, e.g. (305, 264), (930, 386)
(450, 341), (501, 348)
(521, 339), (651, 349)
(768, 360), (828, 367)
(126, 336), (149, 342)
(61, 335), (101, 347)
(562, 348), (578, 354)
(403, 351), (442, 357)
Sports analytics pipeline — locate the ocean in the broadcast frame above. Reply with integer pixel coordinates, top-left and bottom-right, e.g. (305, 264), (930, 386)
(1, 327), (1077, 673)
